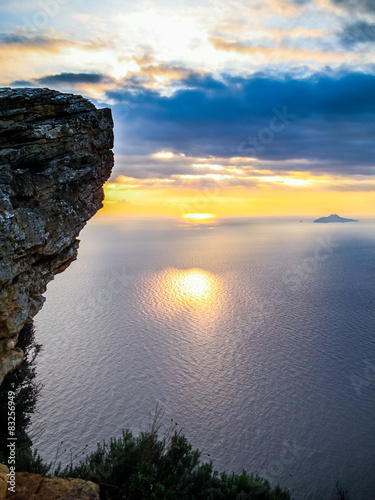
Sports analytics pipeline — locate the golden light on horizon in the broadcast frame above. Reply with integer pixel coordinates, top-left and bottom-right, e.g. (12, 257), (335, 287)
(183, 213), (216, 221)
(180, 173), (234, 180)
(154, 151), (174, 159)
(192, 163), (225, 170)
(100, 173), (375, 218)
(192, 164), (243, 174)
(230, 157), (257, 162)
(253, 176), (315, 187)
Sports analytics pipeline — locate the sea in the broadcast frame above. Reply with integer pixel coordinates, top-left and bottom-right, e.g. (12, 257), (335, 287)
(30, 216), (375, 499)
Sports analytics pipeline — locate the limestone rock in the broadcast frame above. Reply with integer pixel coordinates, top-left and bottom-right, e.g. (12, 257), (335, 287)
(2, 468), (99, 500)
(0, 88), (114, 384)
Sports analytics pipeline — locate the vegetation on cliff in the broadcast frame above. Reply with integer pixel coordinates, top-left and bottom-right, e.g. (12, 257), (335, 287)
(55, 415), (291, 500)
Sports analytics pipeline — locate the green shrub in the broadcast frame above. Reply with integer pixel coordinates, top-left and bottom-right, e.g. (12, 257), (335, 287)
(57, 412), (291, 500)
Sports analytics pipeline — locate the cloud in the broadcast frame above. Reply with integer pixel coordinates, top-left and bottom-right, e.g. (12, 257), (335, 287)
(331, 0), (375, 13)
(209, 36), (353, 64)
(9, 72), (117, 98)
(106, 71), (375, 179)
(140, 63), (194, 80)
(288, 0), (375, 13)
(11, 79), (35, 87)
(327, 182), (375, 191)
(36, 72), (114, 85)
(107, 159), (375, 193)
(120, 63), (205, 90)
(0, 33), (48, 45)
(339, 21), (375, 47)
(0, 32), (70, 49)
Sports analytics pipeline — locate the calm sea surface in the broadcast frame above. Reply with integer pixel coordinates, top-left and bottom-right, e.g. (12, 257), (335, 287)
(31, 217), (375, 499)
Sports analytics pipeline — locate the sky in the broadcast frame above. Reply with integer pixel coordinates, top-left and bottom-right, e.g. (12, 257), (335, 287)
(1, 0), (374, 218)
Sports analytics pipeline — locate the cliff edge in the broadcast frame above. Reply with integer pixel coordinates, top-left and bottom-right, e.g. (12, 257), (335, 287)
(0, 88), (114, 384)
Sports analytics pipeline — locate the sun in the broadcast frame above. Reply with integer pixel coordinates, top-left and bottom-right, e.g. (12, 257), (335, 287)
(182, 213), (216, 222)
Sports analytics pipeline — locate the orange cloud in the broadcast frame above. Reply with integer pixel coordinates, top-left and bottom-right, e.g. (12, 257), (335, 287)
(209, 36), (355, 63)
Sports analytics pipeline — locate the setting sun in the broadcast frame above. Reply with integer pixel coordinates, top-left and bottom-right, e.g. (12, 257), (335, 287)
(182, 213), (216, 221)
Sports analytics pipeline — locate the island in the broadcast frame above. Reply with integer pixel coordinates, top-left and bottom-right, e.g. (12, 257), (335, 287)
(313, 214), (359, 223)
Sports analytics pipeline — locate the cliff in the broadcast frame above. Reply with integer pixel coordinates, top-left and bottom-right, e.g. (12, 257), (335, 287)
(0, 88), (114, 384)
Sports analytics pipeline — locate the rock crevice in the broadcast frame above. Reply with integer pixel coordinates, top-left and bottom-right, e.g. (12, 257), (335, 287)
(0, 88), (114, 384)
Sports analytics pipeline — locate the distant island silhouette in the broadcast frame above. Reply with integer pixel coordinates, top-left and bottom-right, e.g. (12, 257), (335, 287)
(313, 214), (359, 223)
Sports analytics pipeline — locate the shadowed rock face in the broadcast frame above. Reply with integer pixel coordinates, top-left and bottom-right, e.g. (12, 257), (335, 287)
(0, 88), (114, 384)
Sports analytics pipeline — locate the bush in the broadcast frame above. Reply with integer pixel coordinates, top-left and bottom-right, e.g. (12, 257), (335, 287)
(57, 410), (291, 500)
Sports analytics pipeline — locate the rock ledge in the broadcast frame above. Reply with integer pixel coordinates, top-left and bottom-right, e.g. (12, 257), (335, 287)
(0, 463), (99, 500)
(0, 88), (114, 384)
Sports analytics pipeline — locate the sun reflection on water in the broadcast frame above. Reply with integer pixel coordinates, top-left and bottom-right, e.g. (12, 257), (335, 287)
(146, 268), (220, 314)
(166, 269), (216, 307)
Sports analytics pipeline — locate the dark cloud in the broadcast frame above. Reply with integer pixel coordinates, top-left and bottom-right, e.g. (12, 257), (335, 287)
(339, 21), (375, 47)
(0, 33), (51, 46)
(0, 33), (69, 49)
(331, 0), (375, 13)
(107, 72), (375, 177)
(36, 72), (113, 85)
(287, 0), (375, 13)
(112, 154), (203, 180)
(11, 80), (35, 87)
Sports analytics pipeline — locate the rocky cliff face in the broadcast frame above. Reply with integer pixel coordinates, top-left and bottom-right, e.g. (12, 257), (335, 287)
(0, 463), (100, 500)
(0, 88), (114, 384)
